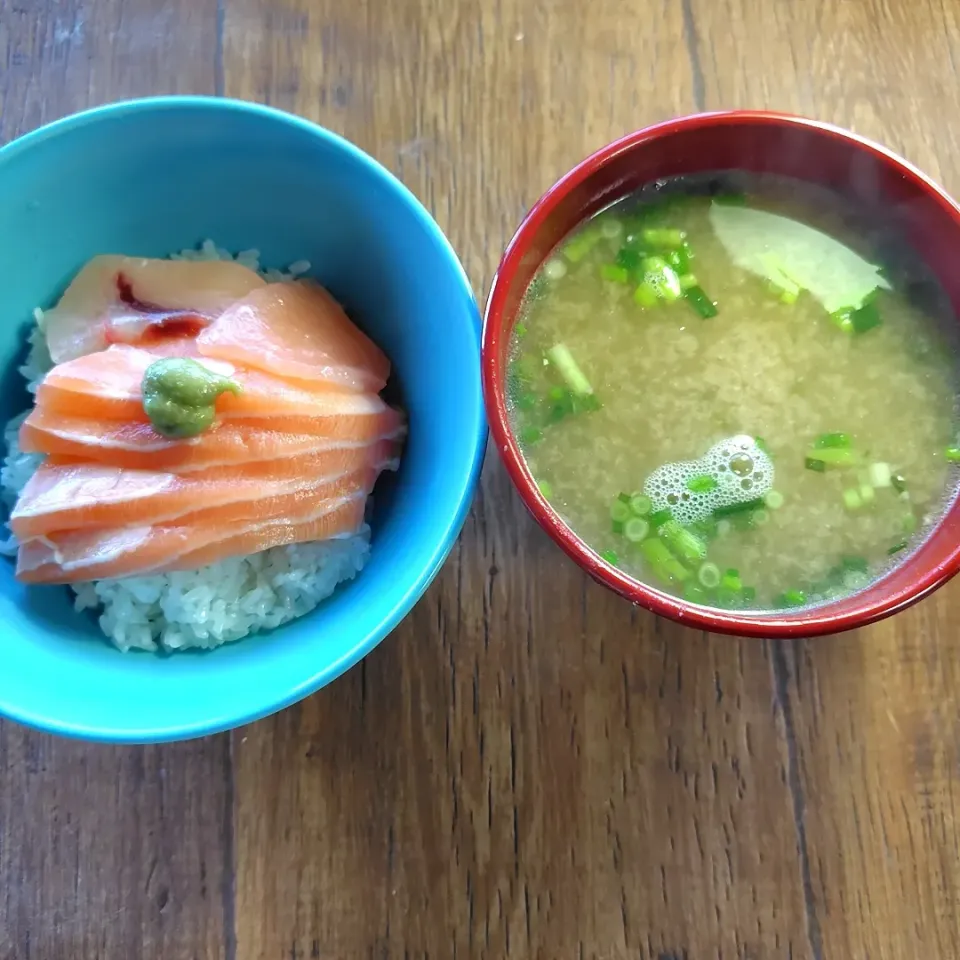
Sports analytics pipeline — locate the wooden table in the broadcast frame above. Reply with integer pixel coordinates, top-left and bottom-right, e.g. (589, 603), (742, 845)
(2, 0), (960, 956)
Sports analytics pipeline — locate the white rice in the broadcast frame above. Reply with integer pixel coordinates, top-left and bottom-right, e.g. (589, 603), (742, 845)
(0, 242), (372, 653)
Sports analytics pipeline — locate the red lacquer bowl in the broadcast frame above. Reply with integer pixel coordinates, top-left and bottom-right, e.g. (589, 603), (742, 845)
(482, 111), (960, 638)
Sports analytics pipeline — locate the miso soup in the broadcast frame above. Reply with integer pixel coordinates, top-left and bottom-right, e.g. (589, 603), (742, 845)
(507, 174), (960, 612)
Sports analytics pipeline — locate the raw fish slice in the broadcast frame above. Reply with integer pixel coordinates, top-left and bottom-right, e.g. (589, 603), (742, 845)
(10, 439), (400, 538)
(20, 406), (406, 472)
(44, 256), (266, 363)
(170, 469), (377, 527)
(197, 281), (390, 392)
(35, 345), (404, 435)
(169, 499), (368, 571)
(17, 493), (366, 584)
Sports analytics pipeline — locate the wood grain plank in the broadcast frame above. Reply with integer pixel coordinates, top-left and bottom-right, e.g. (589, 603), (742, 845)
(688, 0), (960, 955)
(224, 1), (810, 957)
(0, 3), (231, 960)
(0, 730), (233, 960)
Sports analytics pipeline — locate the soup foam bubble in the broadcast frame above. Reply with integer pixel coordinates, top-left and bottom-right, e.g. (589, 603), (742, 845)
(643, 435), (774, 525)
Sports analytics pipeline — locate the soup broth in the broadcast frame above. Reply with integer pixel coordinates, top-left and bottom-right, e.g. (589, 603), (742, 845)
(507, 174), (960, 612)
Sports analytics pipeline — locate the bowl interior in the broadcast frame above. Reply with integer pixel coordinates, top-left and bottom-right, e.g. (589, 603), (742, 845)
(484, 113), (960, 637)
(0, 99), (484, 740)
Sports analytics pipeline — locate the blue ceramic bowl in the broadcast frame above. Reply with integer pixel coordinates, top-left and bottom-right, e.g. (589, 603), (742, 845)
(0, 98), (485, 742)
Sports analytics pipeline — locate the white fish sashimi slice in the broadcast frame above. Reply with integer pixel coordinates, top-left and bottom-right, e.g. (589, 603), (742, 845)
(43, 256), (267, 364)
(708, 202), (891, 314)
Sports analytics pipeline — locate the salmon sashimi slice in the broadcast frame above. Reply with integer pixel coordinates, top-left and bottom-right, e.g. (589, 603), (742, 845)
(197, 281), (390, 392)
(34, 346), (405, 436)
(10, 439), (400, 539)
(44, 256), (266, 364)
(17, 494), (367, 584)
(20, 406), (406, 472)
(169, 499), (368, 571)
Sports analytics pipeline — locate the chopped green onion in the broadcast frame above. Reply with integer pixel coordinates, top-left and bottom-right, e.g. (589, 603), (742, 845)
(541, 387), (600, 421)
(520, 425), (543, 445)
(888, 540), (908, 556)
(563, 227), (601, 262)
(649, 508), (673, 529)
(713, 192), (747, 207)
(545, 390), (574, 424)
(600, 218), (623, 240)
(891, 473), (908, 494)
(612, 519), (624, 535)
(829, 308), (855, 333)
(842, 556), (869, 574)
(781, 589), (807, 607)
(859, 483), (876, 505)
(610, 499), (632, 524)
(779, 288), (799, 305)
(514, 322), (528, 338)
(697, 562), (721, 589)
(759, 254), (802, 302)
(633, 281), (659, 308)
(641, 227), (686, 249)
(629, 494), (653, 517)
(850, 297), (881, 334)
(686, 474), (719, 494)
(843, 570), (870, 591)
(615, 247), (643, 272)
(546, 343), (593, 397)
(868, 462), (892, 488)
(814, 432), (852, 449)
(715, 587), (744, 609)
(642, 256), (683, 302)
(720, 569), (743, 593)
(683, 583), (710, 605)
(688, 517), (719, 541)
(544, 259), (567, 280)
(660, 520), (708, 564)
(946, 447), (960, 462)
(516, 392), (536, 411)
(713, 497), (764, 518)
(639, 537), (691, 584)
(752, 508), (770, 526)
(805, 457), (827, 473)
(764, 489), (785, 510)
(600, 264), (630, 284)
(685, 285), (718, 319)
(573, 393), (601, 414)
(666, 245), (693, 274)
(754, 436), (771, 456)
(538, 480), (553, 500)
(831, 296), (882, 335)
(600, 548), (619, 565)
(616, 492), (632, 504)
(842, 488), (863, 511)
(805, 447), (859, 467)
(623, 518), (650, 543)
(678, 273), (699, 292)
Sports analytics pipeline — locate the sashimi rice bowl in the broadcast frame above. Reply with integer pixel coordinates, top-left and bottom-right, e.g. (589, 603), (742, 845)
(0, 98), (484, 741)
(2, 243), (404, 652)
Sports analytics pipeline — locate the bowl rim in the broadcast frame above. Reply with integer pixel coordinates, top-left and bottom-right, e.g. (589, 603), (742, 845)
(0, 95), (486, 742)
(482, 109), (960, 639)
